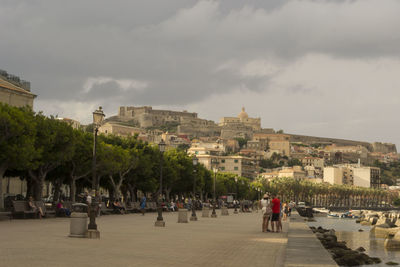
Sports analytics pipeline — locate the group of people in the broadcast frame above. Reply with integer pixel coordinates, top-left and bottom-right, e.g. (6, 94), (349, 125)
(260, 194), (295, 233)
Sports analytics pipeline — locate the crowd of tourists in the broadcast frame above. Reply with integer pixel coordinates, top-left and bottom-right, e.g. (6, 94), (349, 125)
(14, 191), (262, 219)
(259, 193), (295, 233)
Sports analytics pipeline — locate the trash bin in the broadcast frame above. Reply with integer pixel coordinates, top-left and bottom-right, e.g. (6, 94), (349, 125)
(69, 203), (88, 238)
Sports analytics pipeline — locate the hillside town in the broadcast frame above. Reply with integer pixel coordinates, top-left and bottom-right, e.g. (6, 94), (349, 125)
(101, 105), (399, 189)
(1, 69), (399, 199)
(3, 1), (400, 266)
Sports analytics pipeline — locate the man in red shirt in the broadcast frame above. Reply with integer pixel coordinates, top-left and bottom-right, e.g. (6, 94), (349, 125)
(271, 194), (281, 233)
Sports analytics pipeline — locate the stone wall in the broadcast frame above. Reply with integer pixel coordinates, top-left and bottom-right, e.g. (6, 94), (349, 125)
(289, 133), (374, 151)
(372, 142), (397, 153)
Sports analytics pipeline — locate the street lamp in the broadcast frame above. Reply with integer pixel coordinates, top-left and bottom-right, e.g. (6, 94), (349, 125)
(234, 175), (238, 214)
(155, 139), (166, 227)
(88, 106), (105, 235)
(190, 155), (198, 221)
(211, 158), (219, 218)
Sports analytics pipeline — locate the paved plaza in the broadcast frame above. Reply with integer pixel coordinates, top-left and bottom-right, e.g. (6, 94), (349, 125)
(0, 210), (288, 267)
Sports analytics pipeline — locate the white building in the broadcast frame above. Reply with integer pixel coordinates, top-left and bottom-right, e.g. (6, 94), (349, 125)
(196, 154), (256, 178)
(323, 164), (380, 188)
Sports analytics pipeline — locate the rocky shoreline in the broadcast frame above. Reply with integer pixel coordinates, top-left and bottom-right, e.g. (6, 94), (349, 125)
(310, 226), (382, 266)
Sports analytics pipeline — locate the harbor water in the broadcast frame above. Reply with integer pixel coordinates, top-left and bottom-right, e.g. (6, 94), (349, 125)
(307, 216), (400, 266)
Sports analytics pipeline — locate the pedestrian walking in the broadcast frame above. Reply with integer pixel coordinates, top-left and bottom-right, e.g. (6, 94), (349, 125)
(271, 194), (281, 233)
(260, 194), (272, 232)
(140, 195), (146, 215)
(283, 202), (289, 221)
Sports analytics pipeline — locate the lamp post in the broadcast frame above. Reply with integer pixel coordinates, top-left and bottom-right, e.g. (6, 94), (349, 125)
(190, 155), (198, 221)
(211, 158), (219, 218)
(234, 175), (238, 214)
(155, 139), (166, 227)
(88, 106), (105, 235)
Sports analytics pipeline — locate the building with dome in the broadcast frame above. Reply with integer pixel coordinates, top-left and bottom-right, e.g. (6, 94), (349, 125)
(219, 107), (261, 131)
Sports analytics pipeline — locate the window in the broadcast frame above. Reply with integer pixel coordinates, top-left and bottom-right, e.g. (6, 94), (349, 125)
(221, 167), (225, 170)
(221, 159), (225, 163)
(234, 167), (238, 171)
(234, 159), (238, 163)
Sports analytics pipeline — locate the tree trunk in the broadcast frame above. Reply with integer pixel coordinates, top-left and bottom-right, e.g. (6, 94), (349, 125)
(33, 180), (43, 200)
(128, 186), (136, 202)
(29, 169), (47, 200)
(70, 178), (76, 202)
(0, 162), (7, 210)
(53, 180), (62, 203)
(165, 187), (171, 202)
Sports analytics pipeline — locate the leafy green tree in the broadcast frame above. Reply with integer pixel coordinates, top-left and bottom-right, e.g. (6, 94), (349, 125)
(68, 130), (93, 201)
(28, 114), (75, 199)
(259, 159), (279, 169)
(97, 142), (135, 200)
(0, 104), (36, 208)
(234, 137), (248, 149)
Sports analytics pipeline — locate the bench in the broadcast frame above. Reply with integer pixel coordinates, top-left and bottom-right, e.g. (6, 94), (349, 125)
(0, 211), (12, 220)
(124, 202), (136, 213)
(12, 201), (38, 219)
(146, 202), (157, 212)
(131, 202), (140, 213)
(35, 201), (56, 217)
(100, 201), (113, 215)
(56, 201), (73, 217)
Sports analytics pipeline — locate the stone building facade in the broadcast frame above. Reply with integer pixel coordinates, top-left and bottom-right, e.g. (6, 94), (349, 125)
(0, 70), (36, 108)
(118, 106), (198, 128)
(219, 107), (261, 131)
(98, 122), (144, 137)
(253, 133), (291, 156)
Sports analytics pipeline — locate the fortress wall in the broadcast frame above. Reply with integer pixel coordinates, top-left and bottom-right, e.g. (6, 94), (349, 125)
(148, 109), (197, 118)
(288, 133), (373, 151)
(372, 142), (397, 153)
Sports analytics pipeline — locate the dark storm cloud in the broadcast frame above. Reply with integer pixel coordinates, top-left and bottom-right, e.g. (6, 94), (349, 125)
(1, 0), (400, 147)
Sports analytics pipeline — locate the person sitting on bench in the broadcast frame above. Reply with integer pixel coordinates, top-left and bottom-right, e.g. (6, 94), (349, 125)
(57, 200), (71, 217)
(113, 199), (125, 214)
(28, 197), (44, 218)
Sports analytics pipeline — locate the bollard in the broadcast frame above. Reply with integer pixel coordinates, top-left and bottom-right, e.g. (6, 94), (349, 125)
(221, 206), (229, 216)
(202, 206), (210, 217)
(178, 209), (188, 223)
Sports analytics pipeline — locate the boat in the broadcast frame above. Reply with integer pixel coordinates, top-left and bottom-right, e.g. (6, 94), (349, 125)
(313, 208), (330, 214)
(312, 208), (330, 217)
(340, 211), (360, 219)
(327, 213), (340, 218)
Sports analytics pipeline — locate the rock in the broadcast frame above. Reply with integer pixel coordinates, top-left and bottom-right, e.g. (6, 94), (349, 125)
(384, 231), (400, 249)
(358, 229), (364, 232)
(386, 261), (399, 266)
(377, 223), (391, 228)
(356, 247), (366, 252)
(361, 221), (372, 226)
(335, 254), (366, 266)
(316, 233), (324, 240)
(371, 257), (382, 264)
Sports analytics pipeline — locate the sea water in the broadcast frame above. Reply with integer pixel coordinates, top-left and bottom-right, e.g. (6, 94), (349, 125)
(307, 217), (400, 266)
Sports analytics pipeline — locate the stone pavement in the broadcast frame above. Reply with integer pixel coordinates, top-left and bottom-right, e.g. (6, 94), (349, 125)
(284, 213), (338, 267)
(0, 210), (288, 267)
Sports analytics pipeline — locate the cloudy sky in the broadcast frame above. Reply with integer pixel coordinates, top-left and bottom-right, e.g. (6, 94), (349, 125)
(1, 0), (400, 148)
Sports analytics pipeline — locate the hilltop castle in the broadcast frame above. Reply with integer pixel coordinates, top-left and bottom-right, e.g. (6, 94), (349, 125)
(112, 105), (265, 139)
